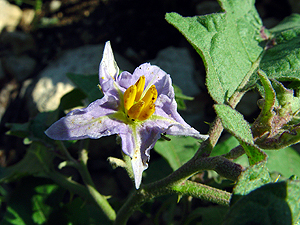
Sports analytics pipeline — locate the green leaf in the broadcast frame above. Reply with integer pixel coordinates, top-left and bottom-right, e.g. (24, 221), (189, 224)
(0, 142), (54, 182)
(6, 111), (58, 144)
(260, 14), (300, 81)
(0, 177), (64, 225)
(165, 0), (264, 103)
(61, 198), (110, 225)
(154, 136), (201, 171)
(184, 206), (228, 225)
(252, 70), (276, 138)
(266, 147), (300, 179)
(173, 84), (193, 110)
(240, 142), (267, 165)
(270, 14), (300, 33)
(232, 162), (271, 199)
(58, 88), (86, 111)
(67, 73), (102, 102)
(143, 158), (173, 184)
(215, 104), (253, 143)
(214, 104), (266, 165)
(223, 179), (300, 225)
(5, 122), (30, 139)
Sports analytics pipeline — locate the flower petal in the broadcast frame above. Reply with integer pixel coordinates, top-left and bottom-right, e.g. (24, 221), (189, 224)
(131, 63), (173, 97)
(99, 41), (120, 95)
(119, 124), (161, 189)
(152, 108), (208, 140)
(45, 96), (125, 140)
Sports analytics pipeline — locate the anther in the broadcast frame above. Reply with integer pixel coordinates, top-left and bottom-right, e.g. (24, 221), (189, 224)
(124, 85), (137, 111)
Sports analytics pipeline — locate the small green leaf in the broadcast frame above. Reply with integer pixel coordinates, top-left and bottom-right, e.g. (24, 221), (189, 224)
(0, 142), (54, 182)
(214, 104), (267, 165)
(58, 88), (86, 111)
(62, 198), (110, 225)
(270, 14), (300, 33)
(0, 177), (64, 225)
(214, 104), (253, 143)
(184, 206), (228, 225)
(173, 84), (193, 110)
(5, 122), (30, 139)
(67, 73), (102, 102)
(154, 136), (201, 171)
(232, 162), (271, 200)
(252, 70), (276, 138)
(143, 158), (173, 184)
(6, 111), (59, 144)
(271, 79), (300, 118)
(240, 142), (267, 165)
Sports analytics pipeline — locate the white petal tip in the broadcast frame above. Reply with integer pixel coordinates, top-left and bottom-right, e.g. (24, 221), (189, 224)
(102, 41), (119, 77)
(131, 150), (147, 190)
(200, 134), (209, 140)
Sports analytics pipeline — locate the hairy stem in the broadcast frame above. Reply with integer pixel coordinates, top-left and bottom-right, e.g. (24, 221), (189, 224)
(223, 145), (245, 160)
(171, 180), (231, 205)
(115, 155), (242, 225)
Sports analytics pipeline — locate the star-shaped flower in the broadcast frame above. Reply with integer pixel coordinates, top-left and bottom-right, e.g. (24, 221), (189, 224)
(45, 41), (208, 189)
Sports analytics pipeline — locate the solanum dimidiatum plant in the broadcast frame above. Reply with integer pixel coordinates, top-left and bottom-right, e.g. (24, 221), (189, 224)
(2, 0), (300, 224)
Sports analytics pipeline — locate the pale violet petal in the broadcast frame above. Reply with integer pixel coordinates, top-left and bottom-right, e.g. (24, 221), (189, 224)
(150, 109), (209, 140)
(130, 63), (173, 98)
(155, 94), (189, 126)
(45, 96), (124, 140)
(119, 124), (161, 189)
(118, 128), (135, 157)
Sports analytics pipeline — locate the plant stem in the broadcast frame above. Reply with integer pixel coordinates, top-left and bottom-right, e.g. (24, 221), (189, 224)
(195, 117), (224, 158)
(79, 157), (116, 221)
(114, 155), (242, 225)
(56, 141), (116, 222)
(47, 171), (96, 203)
(223, 145), (245, 159)
(170, 180), (231, 206)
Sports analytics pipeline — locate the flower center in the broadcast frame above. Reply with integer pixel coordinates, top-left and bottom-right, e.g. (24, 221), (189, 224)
(123, 75), (158, 121)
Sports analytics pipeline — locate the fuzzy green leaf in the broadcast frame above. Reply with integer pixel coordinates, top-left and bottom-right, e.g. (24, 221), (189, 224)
(214, 104), (267, 165)
(214, 104), (253, 143)
(224, 179), (300, 225)
(232, 162), (271, 201)
(173, 84), (193, 110)
(165, 0), (264, 103)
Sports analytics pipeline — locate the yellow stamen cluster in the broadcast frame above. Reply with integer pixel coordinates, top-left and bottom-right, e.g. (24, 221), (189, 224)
(123, 76), (157, 121)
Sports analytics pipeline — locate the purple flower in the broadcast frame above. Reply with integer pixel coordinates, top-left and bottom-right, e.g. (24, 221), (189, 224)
(45, 41), (208, 189)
